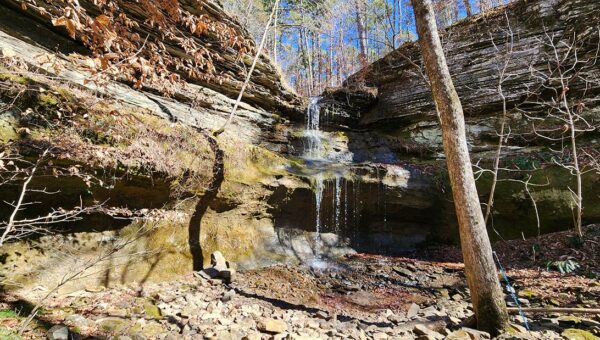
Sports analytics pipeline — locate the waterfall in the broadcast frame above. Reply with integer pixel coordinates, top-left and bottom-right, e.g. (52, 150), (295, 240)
(302, 98), (351, 265)
(313, 173), (324, 245)
(305, 97), (322, 159)
(334, 175), (342, 234)
(304, 97), (325, 259)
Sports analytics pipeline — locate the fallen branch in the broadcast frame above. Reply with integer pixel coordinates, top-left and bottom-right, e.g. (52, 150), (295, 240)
(212, 0), (281, 136)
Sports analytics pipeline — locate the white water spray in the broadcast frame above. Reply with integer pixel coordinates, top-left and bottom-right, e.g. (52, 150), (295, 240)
(305, 97), (322, 159)
(334, 175), (342, 234)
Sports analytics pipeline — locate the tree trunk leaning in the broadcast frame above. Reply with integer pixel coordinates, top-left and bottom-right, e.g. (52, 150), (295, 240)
(410, 0), (509, 334)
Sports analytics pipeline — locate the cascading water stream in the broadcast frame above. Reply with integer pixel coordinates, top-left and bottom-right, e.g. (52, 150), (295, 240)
(304, 97), (326, 261)
(334, 175), (342, 234)
(313, 174), (324, 245)
(305, 97), (322, 159)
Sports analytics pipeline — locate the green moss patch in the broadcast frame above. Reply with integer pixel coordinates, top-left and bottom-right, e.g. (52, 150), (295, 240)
(562, 329), (600, 340)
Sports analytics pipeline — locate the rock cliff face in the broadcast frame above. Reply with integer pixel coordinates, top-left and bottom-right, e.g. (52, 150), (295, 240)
(0, 0), (303, 116)
(322, 0), (600, 239)
(346, 0), (600, 155)
(0, 0), (315, 291)
(2, 0), (600, 292)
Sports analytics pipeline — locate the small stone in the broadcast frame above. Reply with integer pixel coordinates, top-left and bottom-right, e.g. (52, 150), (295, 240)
(517, 289), (538, 299)
(548, 299), (561, 306)
(143, 301), (161, 319)
(65, 314), (92, 329)
(407, 303), (420, 318)
(219, 268), (236, 283)
(96, 317), (130, 333)
(85, 286), (105, 293)
(558, 315), (583, 326)
(581, 319), (600, 328)
(438, 289), (450, 299)
(510, 323), (528, 333)
(273, 333), (289, 340)
(372, 332), (388, 340)
(47, 325), (69, 340)
(210, 251), (227, 271)
(393, 266), (414, 278)
(413, 324), (444, 340)
(562, 328), (599, 340)
(221, 289), (236, 303)
(449, 316), (462, 325)
(257, 318), (288, 334)
(306, 321), (319, 329)
(195, 270), (214, 280)
(452, 294), (463, 301)
(242, 333), (262, 340)
(460, 327), (490, 339)
(421, 306), (441, 317)
(289, 335), (313, 340)
(0, 47), (16, 58)
(446, 329), (471, 340)
(315, 310), (329, 319)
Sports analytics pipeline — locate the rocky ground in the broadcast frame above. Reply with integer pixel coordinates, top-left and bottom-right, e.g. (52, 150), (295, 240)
(1, 226), (599, 340)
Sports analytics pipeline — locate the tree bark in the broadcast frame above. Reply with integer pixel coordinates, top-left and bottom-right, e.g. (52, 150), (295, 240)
(354, 0), (368, 66)
(463, 0), (473, 16)
(273, 2), (279, 63)
(410, 0), (509, 334)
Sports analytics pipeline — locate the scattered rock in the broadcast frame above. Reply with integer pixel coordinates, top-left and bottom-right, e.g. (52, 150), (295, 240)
(517, 289), (538, 299)
(446, 329), (472, 339)
(510, 323), (529, 333)
(242, 333), (262, 340)
(257, 318), (288, 334)
(407, 303), (420, 318)
(47, 325), (69, 340)
(143, 301), (162, 319)
(393, 266), (414, 278)
(581, 319), (600, 328)
(452, 293), (463, 301)
(460, 327), (491, 340)
(0, 47), (16, 58)
(85, 286), (105, 293)
(221, 289), (236, 302)
(315, 310), (329, 319)
(65, 314), (92, 330)
(558, 315), (583, 326)
(562, 328), (599, 340)
(372, 332), (388, 340)
(96, 317), (130, 333)
(413, 324), (444, 340)
(199, 251), (236, 283)
(211, 251), (228, 271)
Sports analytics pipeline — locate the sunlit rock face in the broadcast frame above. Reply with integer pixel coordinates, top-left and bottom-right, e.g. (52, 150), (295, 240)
(316, 0), (600, 241)
(0, 0), (312, 290)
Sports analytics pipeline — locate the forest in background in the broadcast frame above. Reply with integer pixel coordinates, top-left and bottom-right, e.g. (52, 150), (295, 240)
(222, 0), (512, 96)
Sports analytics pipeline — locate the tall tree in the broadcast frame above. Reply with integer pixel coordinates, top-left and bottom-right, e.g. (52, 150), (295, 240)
(354, 0), (369, 65)
(410, 0), (509, 334)
(463, 0), (473, 16)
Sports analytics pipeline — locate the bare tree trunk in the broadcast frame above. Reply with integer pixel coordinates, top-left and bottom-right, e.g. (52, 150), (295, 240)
(273, 2), (278, 63)
(479, 0), (492, 12)
(463, 0), (473, 16)
(354, 0), (368, 66)
(337, 30), (344, 85)
(410, 0), (509, 334)
(316, 33), (322, 93)
(328, 27), (334, 87)
(564, 91), (583, 237)
(300, 0), (314, 96)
